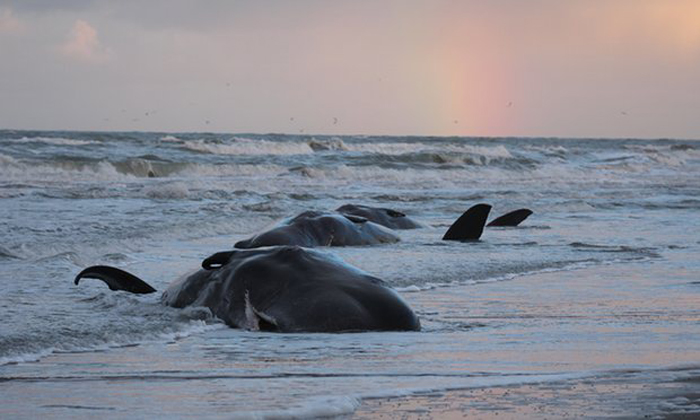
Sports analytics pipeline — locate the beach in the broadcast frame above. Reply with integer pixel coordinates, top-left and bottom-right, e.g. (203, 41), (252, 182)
(1, 131), (699, 418)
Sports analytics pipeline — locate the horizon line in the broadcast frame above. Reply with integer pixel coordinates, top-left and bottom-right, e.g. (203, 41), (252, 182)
(1, 127), (698, 142)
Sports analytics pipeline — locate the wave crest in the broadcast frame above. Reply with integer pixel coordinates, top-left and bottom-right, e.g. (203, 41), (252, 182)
(180, 137), (313, 155)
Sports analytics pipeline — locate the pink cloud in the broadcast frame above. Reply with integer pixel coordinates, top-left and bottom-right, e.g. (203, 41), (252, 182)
(0, 7), (24, 34)
(59, 19), (112, 63)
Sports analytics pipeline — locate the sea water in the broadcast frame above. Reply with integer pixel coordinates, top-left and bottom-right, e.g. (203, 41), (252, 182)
(1, 131), (698, 418)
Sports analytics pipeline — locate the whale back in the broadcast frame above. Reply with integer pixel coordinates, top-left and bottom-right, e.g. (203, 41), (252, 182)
(162, 247), (420, 332)
(234, 212), (400, 249)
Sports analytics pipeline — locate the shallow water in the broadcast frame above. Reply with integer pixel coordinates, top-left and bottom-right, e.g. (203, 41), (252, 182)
(1, 130), (699, 418)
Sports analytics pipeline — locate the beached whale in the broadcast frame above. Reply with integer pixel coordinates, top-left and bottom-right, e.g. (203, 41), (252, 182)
(74, 246), (421, 333)
(234, 211), (401, 248)
(339, 204), (533, 230)
(235, 204), (495, 249)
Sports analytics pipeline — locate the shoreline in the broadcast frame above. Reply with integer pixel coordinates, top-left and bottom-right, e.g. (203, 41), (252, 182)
(349, 257), (700, 419)
(351, 369), (700, 419)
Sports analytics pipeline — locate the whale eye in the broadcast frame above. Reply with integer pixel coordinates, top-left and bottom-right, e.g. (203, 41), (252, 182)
(386, 209), (405, 218)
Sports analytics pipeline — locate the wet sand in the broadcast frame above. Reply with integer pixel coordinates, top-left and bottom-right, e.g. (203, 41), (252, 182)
(353, 371), (700, 419)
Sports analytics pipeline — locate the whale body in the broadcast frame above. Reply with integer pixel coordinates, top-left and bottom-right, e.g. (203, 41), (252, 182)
(74, 246), (421, 333)
(235, 204), (495, 249)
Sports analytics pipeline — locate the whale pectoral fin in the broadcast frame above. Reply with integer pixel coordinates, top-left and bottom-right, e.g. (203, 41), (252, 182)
(202, 251), (237, 270)
(244, 291), (280, 332)
(487, 209), (533, 227)
(342, 214), (368, 224)
(74, 265), (157, 294)
(442, 204), (492, 241)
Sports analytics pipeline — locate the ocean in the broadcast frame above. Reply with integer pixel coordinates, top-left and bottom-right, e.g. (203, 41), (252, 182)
(1, 130), (699, 418)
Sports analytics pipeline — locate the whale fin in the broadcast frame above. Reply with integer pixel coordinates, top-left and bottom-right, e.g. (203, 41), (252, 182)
(202, 251), (237, 270)
(442, 204), (492, 241)
(487, 209), (533, 227)
(74, 265), (157, 294)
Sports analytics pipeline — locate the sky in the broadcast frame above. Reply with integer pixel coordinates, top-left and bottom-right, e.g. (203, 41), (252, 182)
(1, 0), (699, 138)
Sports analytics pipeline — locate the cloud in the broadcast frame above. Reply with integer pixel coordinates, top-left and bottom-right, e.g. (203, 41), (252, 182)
(0, 7), (25, 34)
(58, 19), (112, 63)
(572, 0), (700, 57)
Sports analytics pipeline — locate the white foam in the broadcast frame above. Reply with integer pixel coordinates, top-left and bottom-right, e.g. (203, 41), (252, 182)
(181, 137), (313, 155)
(0, 157), (135, 183)
(621, 143), (700, 167)
(0, 348), (55, 366)
(345, 142), (427, 155)
(525, 144), (569, 156)
(396, 285), (425, 293)
(343, 142), (514, 163)
(447, 144), (514, 161)
(8, 136), (96, 146)
(235, 396), (361, 420)
(141, 182), (190, 199)
(179, 162), (285, 177)
(159, 135), (181, 142)
(0, 320), (225, 367)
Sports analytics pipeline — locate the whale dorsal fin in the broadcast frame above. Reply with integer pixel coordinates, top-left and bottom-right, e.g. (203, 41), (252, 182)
(442, 204), (492, 241)
(487, 209), (533, 227)
(74, 265), (157, 294)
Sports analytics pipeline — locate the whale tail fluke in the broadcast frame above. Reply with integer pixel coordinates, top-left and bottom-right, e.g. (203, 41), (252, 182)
(442, 204), (492, 241)
(487, 208), (533, 227)
(74, 265), (157, 294)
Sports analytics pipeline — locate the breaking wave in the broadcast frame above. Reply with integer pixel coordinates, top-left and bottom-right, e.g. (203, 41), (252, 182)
(180, 137), (314, 155)
(3, 136), (98, 146)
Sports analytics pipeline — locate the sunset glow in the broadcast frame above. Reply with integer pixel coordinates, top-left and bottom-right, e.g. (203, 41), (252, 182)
(0, 1), (698, 138)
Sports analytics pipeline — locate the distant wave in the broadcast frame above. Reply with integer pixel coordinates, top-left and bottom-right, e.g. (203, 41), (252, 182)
(180, 137), (314, 155)
(2, 135), (698, 199)
(0, 153), (287, 183)
(175, 137), (526, 168)
(3, 136), (98, 146)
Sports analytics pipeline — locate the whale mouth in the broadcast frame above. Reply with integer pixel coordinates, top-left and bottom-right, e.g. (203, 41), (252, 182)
(244, 291), (279, 332)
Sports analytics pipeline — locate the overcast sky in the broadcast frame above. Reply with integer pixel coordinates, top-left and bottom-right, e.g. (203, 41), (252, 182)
(1, 0), (699, 138)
